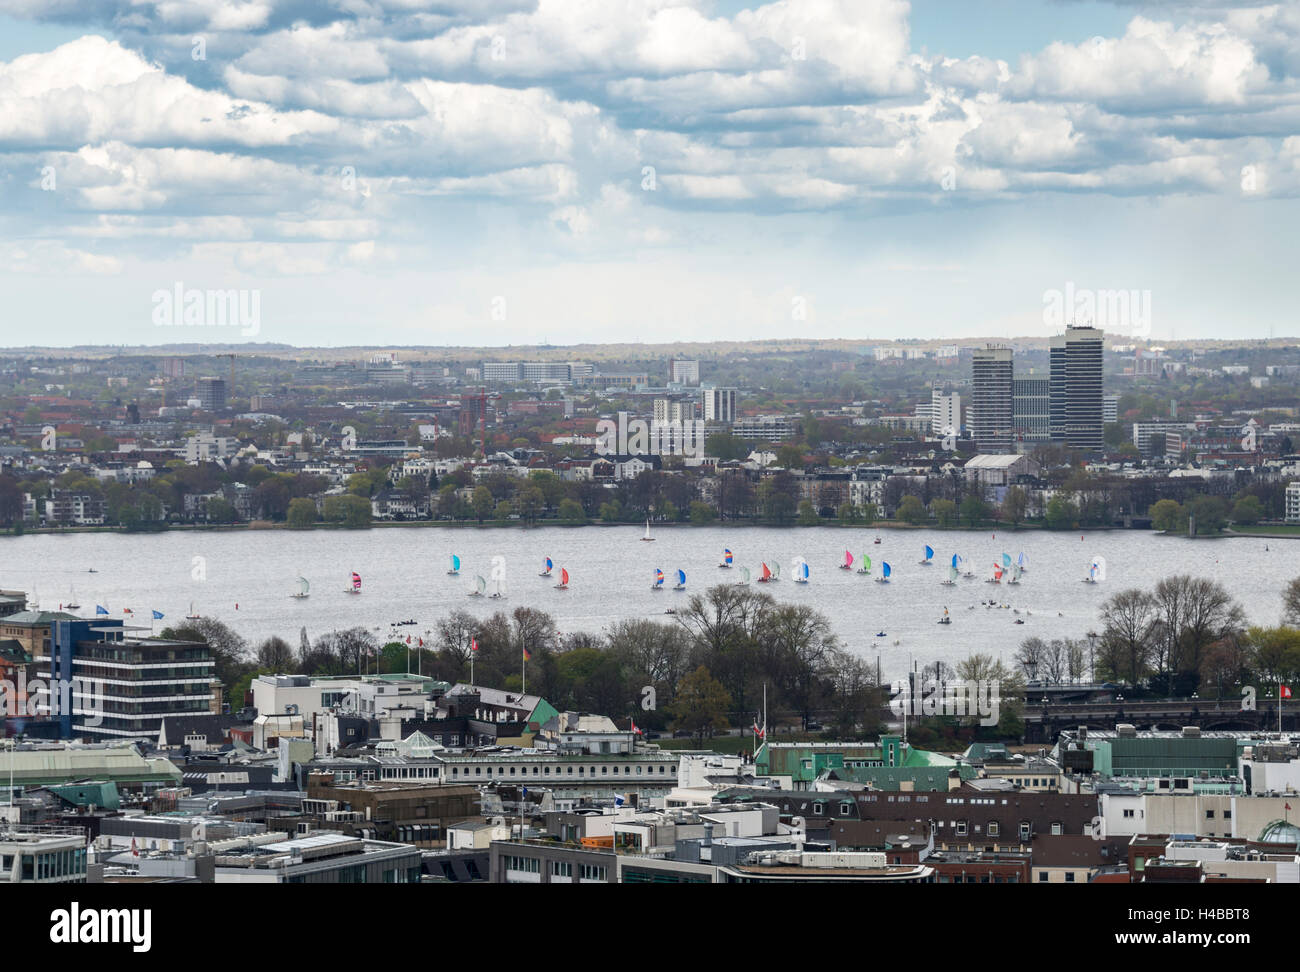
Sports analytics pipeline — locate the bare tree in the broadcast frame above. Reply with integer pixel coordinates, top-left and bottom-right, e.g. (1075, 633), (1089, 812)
(1097, 588), (1158, 686)
(255, 636), (296, 672)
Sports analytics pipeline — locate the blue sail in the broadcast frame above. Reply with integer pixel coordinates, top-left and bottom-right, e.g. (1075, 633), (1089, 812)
(951, 553), (959, 568)
(452, 554), (461, 571)
(882, 562), (892, 578)
(924, 545), (934, 560)
(677, 569), (686, 585)
(1001, 552), (1011, 568)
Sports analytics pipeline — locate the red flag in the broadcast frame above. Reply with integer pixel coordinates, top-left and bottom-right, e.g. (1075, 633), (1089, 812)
(630, 719), (643, 736)
(131, 838), (139, 858)
(1282, 686), (1292, 699)
(418, 638), (423, 647)
(470, 637), (479, 653)
(406, 636), (411, 644)
(1286, 803), (1292, 811)
(523, 646), (532, 661)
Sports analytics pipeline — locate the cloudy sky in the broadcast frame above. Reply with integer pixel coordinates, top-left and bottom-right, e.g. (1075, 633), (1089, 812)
(1, 0), (1297, 348)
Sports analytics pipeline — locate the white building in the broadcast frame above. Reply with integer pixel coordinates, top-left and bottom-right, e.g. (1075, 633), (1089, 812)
(669, 359), (700, 385)
(702, 386), (737, 424)
(1287, 481), (1300, 523)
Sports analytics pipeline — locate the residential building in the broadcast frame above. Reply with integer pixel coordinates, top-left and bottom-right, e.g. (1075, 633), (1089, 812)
(701, 386), (737, 423)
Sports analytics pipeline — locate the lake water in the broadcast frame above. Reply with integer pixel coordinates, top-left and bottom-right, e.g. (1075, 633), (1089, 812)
(1, 526), (1291, 680)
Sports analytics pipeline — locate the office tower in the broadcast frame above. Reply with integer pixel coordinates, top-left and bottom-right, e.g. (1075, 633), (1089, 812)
(669, 359), (700, 386)
(1103, 394), (1118, 425)
(196, 376), (227, 411)
(970, 347), (1014, 453)
(701, 387), (737, 423)
(1050, 326), (1104, 451)
(1013, 377), (1050, 444)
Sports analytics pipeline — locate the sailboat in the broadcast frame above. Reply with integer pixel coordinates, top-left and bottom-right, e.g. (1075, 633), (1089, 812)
(346, 571), (362, 594)
(770, 561), (781, 582)
(447, 554), (461, 576)
(185, 602), (201, 620)
(673, 569), (687, 591)
(919, 544), (934, 565)
(937, 606), (951, 625)
(489, 575), (506, 599)
(942, 565), (958, 586)
(839, 550), (853, 571)
(1083, 561), (1100, 584)
(652, 569), (665, 591)
(795, 561), (810, 584)
(737, 566), (751, 586)
(66, 587), (81, 610)
(539, 557), (553, 577)
(875, 561), (892, 584)
(987, 563), (1003, 584)
(641, 519), (655, 542)
(960, 554), (974, 579)
(856, 554), (871, 575)
(1007, 563), (1022, 585)
(719, 549), (733, 569)
(1017, 551), (1029, 572)
(469, 575), (487, 598)
(873, 536), (882, 544)
(554, 567), (570, 590)
(757, 562), (773, 583)
(1001, 552), (1012, 570)
(290, 575), (310, 599)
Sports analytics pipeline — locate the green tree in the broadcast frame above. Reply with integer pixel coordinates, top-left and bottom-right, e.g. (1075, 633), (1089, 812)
(1044, 493), (1076, 530)
(1188, 495), (1228, 535)
(689, 501), (717, 525)
(471, 485), (494, 523)
(669, 666), (732, 747)
(797, 500), (820, 526)
(1231, 495), (1264, 526)
(930, 498), (958, 527)
(959, 494), (988, 527)
(286, 497), (317, 529)
(1150, 498), (1185, 533)
(1001, 486), (1028, 526)
(896, 494), (927, 525)
(557, 498), (587, 524)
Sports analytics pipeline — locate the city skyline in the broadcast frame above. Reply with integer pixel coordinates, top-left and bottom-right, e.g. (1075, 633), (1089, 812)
(1, 1), (1297, 346)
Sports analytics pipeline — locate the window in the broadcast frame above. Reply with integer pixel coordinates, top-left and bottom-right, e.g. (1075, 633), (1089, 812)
(1065, 872), (1075, 883)
(812, 803), (824, 815)
(955, 822), (968, 837)
(551, 861), (572, 878)
(1038, 871), (1048, 882)
(840, 802), (853, 815)
(988, 822), (1000, 837)
(1123, 809), (1135, 818)
(1205, 810), (1215, 819)
(1020, 822), (1031, 840)
(1050, 822), (1062, 835)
